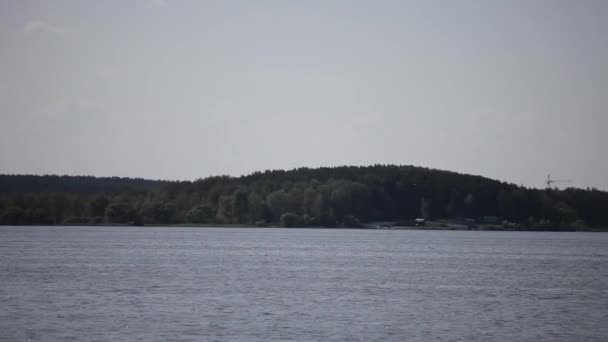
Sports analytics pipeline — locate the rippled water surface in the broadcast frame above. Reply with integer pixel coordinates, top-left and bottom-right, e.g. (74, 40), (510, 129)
(1, 226), (607, 341)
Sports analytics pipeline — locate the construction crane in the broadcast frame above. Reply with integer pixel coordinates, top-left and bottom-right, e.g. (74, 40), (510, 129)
(546, 174), (573, 188)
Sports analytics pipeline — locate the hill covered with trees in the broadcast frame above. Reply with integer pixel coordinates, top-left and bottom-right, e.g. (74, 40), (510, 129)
(0, 175), (167, 194)
(0, 166), (607, 230)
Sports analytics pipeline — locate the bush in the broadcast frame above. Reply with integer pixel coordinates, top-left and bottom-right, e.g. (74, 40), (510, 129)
(131, 214), (144, 226)
(105, 201), (135, 223)
(280, 212), (301, 227)
(532, 219), (555, 230)
(91, 216), (104, 224)
(502, 220), (520, 230)
(63, 216), (91, 224)
(570, 219), (587, 230)
(24, 208), (53, 225)
(255, 219), (267, 227)
(186, 204), (214, 223)
(395, 219), (415, 227)
(306, 216), (320, 226)
(301, 214), (311, 226)
(342, 215), (362, 228)
(0, 207), (25, 225)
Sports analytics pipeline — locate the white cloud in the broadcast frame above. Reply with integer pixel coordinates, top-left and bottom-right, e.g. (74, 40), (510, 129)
(24, 21), (71, 36)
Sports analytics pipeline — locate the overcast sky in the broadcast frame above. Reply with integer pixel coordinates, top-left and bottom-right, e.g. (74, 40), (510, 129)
(0, 0), (606, 189)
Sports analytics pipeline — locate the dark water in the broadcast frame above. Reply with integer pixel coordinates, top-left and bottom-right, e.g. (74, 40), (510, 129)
(1, 227), (607, 342)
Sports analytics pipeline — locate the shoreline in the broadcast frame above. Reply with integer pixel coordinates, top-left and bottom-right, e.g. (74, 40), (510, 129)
(1, 223), (606, 232)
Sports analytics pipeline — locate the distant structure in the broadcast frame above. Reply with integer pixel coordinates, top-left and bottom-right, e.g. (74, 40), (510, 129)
(546, 174), (572, 188)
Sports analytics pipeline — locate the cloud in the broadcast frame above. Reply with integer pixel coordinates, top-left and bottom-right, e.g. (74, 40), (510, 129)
(95, 64), (117, 80)
(24, 21), (71, 36)
(38, 97), (92, 121)
(148, 0), (166, 7)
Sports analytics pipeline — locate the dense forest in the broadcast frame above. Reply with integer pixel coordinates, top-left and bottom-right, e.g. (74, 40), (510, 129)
(1, 166), (607, 230)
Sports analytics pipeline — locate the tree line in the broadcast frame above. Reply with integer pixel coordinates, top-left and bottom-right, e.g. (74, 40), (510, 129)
(0, 166), (607, 229)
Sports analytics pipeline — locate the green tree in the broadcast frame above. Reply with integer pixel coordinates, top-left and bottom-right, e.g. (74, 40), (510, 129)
(551, 201), (578, 228)
(342, 215), (362, 228)
(232, 190), (249, 223)
(216, 195), (234, 223)
(329, 181), (370, 220)
(90, 195), (109, 218)
(71, 197), (86, 217)
(1, 207), (26, 225)
(463, 193), (476, 218)
(266, 190), (290, 221)
(280, 212), (301, 227)
(2, 165), (608, 229)
(105, 200), (135, 224)
(420, 197), (431, 219)
(25, 208), (53, 224)
(247, 193), (268, 223)
(446, 189), (462, 218)
(186, 204), (215, 223)
(143, 201), (178, 224)
(51, 194), (70, 224)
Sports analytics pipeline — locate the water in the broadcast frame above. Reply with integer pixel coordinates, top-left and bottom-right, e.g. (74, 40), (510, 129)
(1, 227), (607, 342)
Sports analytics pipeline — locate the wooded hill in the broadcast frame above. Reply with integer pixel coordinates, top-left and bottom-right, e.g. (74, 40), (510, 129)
(1, 166), (607, 229)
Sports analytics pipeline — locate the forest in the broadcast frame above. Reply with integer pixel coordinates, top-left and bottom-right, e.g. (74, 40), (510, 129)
(1, 165), (607, 230)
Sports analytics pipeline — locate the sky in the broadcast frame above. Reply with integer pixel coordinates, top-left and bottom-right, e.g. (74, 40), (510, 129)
(0, 0), (606, 189)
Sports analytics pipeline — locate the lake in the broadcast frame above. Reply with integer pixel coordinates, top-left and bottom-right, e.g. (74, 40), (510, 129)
(1, 226), (607, 341)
